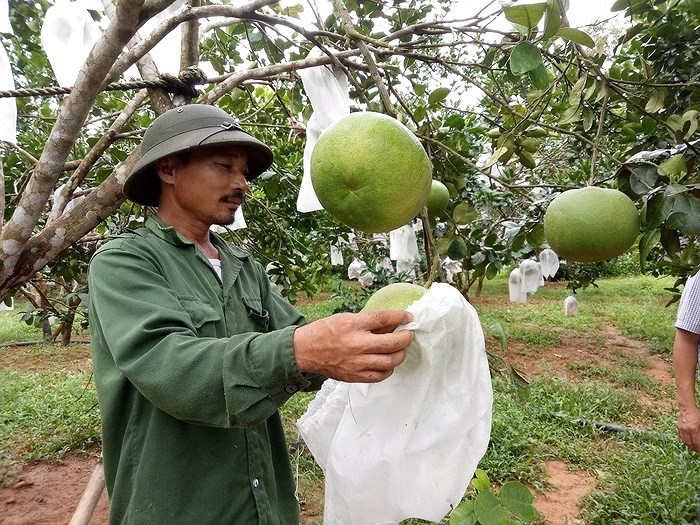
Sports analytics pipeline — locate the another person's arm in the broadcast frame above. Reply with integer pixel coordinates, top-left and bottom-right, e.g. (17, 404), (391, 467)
(674, 327), (700, 452)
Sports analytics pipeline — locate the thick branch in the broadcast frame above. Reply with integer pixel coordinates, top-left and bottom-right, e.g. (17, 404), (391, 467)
(0, 0), (147, 275)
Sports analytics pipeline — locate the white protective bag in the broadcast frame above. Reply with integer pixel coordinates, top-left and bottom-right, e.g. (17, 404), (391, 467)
(40, 0), (101, 87)
(296, 50), (350, 212)
(297, 283), (493, 524)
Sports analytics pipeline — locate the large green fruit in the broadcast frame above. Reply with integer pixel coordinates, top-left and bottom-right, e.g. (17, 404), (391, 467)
(427, 180), (450, 217)
(310, 112), (432, 233)
(543, 186), (639, 262)
(361, 282), (427, 312)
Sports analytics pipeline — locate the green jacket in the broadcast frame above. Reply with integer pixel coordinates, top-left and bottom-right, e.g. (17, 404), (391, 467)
(88, 216), (323, 524)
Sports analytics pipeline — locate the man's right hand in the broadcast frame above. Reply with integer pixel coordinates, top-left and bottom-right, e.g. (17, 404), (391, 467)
(293, 310), (414, 383)
(677, 406), (700, 452)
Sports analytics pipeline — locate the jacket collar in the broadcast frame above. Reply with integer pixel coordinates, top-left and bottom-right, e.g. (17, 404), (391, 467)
(145, 216), (250, 260)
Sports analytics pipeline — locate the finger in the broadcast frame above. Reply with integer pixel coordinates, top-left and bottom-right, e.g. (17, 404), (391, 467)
(359, 309), (414, 332)
(365, 330), (414, 354)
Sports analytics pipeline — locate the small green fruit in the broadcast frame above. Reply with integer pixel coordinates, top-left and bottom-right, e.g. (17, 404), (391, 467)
(427, 180), (450, 217)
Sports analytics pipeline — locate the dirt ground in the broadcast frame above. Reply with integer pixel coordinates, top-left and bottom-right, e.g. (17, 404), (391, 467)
(0, 303), (674, 525)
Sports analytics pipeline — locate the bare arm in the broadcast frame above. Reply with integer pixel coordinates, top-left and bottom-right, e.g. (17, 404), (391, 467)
(674, 327), (700, 452)
(293, 309), (414, 383)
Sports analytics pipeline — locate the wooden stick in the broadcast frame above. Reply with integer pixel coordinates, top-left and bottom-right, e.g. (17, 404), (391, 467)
(69, 460), (106, 525)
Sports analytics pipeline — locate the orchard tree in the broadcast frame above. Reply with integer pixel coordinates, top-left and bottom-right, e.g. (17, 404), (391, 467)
(0, 0), (697, 314)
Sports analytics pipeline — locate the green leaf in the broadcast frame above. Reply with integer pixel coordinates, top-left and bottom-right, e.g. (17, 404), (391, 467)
(474, 490), (517, 525)
(543, 0), (561, 39)
(555, 27), (596, 48)
(472, 468), (491, 491)
(558, 104), (580, 125)
(449, 499), (478, 525)
(510, 42), (543, 76)
(644, 88), (665, 114)
(629, 164), (659, 195)
(665, 211), (687, 231)
(611, 0), (631, 11)
(502, 3), (548, 29)
(487, 323), (508, 353)
(428, 87), (451, 107)
(528, 63), (550, 89)
(447, 236), (469, 260)
(436, 234), (455, 256)
(453, 201), (478, 225)
(499, 482), (538, 521)
(568, 75), (587, 105)
(672, 195), (700, 234)
(660, 226), (682, 255)
(639, 229), (660, 271)
(658, 154), (687, 181)
(485, 146), (509, 168)
(413, 105), (427, 122)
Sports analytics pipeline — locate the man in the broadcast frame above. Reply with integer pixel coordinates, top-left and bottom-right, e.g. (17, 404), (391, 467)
(88, 104), (414, 524)
(674, 271), (700, 452)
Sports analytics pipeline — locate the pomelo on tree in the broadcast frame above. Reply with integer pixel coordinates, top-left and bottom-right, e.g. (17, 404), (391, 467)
(543, 186), (639, 263)
(361, 282), (427, 312)
(310, 112), (432, 233)
(427, 179), (450, 217)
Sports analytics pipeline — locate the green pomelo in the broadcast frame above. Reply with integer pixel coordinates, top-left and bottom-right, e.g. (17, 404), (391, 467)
(427, 180), (450, 217)
(361, 282), (427, 312)
(543, 186), (640, 263)
(310, 112), (433, 233)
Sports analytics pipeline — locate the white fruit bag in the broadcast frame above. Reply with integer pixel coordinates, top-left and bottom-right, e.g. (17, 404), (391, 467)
(137, 0), (183, 75)
(508, 268), (526, 304)
(564, 295), (579, 316)
(519, 259), (541, 294)
(296, 50), (350, 212)
(539, 248), (560, 279)
(297, 283), (493, 524)
(40, 0), (101, 87)
(0, 43), (16, 143)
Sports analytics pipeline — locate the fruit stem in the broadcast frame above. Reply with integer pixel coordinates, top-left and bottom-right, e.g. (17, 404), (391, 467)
(419, 207), (440, 286)
(589, 83), (609, 186)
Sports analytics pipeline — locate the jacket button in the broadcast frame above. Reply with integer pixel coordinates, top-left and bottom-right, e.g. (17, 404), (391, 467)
(285, 384), (298, 394)
(252, 478), (259, 488)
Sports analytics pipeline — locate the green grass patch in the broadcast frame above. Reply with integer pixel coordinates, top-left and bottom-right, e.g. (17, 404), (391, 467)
(0, 369), (100, 485)
(0, 311), (42, 344)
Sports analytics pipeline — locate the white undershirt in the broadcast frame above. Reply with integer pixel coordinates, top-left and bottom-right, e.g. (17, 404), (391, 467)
(208, 258), (222, 280)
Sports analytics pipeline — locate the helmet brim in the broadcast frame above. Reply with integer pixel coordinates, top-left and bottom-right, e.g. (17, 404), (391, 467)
(123, 126), (273, 207)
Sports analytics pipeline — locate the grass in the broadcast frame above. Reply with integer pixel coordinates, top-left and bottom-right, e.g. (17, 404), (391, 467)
(0, 310), (42, 343)
(0, 369), (100, 482)
(1, 273), (696, 524)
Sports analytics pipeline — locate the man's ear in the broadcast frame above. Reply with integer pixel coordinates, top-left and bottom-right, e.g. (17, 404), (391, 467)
(156, 157), (177, 186)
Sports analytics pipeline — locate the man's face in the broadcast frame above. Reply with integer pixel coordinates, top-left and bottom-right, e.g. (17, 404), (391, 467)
(158, 144), (250, 227)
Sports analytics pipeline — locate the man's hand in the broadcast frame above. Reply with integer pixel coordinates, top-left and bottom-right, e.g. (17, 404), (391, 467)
(678, 407), (700, 452)
(674, 327), (700, 452)
(293, 310), (414, 383)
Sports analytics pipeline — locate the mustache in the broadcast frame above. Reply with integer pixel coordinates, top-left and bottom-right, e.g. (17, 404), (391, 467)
(221, 190), (247, 204)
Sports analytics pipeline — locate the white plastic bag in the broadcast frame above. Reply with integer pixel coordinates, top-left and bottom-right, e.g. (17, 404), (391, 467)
(539, 248), (560, 279)
(0, 43), (16, 143)
(0, 0), (13, 35)
(519, 259), (541, 294)
(297, 50), (350, 212)
(564, 295), (579, 316)
(347, 259), (367, 280)
(508, 268), (526, 304)
(40, 0), (101, 86)
(297, 283), (493, 524)
(137, 0), (183, 75)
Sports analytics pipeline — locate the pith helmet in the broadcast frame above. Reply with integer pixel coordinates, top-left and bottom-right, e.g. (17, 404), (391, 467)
(123, 104), (274, 206)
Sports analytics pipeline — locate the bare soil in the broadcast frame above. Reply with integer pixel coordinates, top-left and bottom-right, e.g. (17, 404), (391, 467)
(0, 297), (674, 525)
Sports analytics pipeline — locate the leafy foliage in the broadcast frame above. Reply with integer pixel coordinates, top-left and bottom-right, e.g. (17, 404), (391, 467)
(0, 0), (698, 311)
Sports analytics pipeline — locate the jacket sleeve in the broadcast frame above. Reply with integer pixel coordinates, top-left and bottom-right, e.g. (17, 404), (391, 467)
(88, 243), (316, 429)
